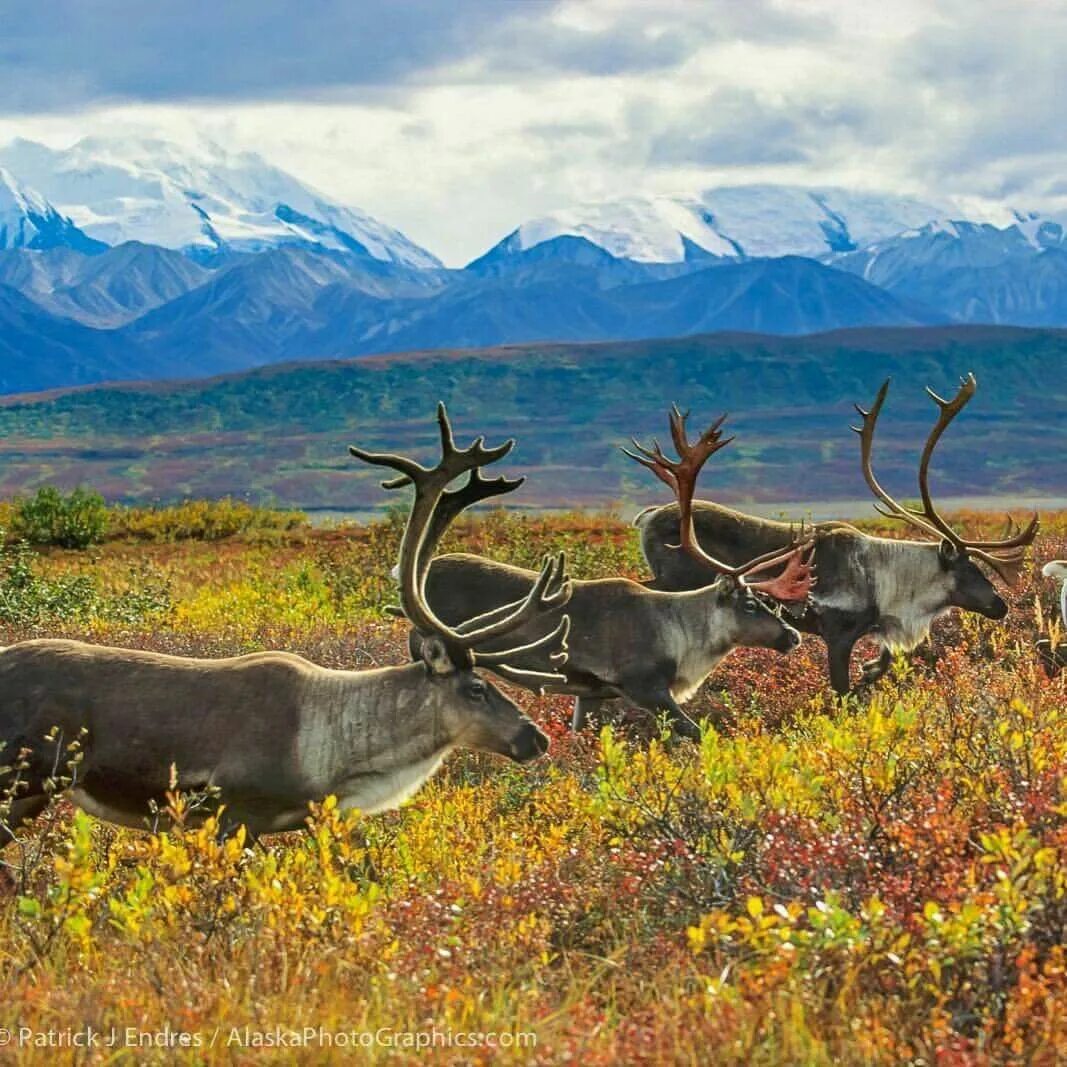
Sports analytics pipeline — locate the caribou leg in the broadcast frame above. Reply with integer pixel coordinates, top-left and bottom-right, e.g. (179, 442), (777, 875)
(571, 696), (605, 732)
(824, 627), (861, 696)
(858, 647), (893, 688)
(213, 809), (261, 848)
(622, 679), (702, 740)
(819, 608), (877, 697)
(1036, 638), (1067, 679)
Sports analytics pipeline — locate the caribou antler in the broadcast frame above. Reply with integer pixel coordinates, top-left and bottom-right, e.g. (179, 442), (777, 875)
(350, 404), (572, 683)
(853, 375), (1038, 586)
(745, 541), (817, 600)
(624, 405), (815, 601)
(388, 465), (525, 574)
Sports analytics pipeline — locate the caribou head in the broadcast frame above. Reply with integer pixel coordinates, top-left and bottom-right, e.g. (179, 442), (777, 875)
(853, 374), (1038, 621)
(624, 404), (815, 655)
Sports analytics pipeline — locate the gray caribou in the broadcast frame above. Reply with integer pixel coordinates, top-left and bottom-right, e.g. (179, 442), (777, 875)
(635, 375), (1037, 695)
(409, 405), (814, 737)
(0, 405), (571, 843)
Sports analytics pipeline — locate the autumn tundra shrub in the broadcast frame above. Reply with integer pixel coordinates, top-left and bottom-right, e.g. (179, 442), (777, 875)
(109, 497), (308, 543)
(0, 505), (1065, 1064)
(0, 533), (172, 628)
(9, 486), (109, 549)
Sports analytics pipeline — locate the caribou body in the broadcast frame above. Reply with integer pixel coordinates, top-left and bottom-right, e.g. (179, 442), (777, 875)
(0, 405), (571, 842)
(409, 405), (814, 735)
(637, 505), (1007, 694)
(420, 552), (802, 736)
(0, 641), (545, 836)
(636, 376), (1036, 695)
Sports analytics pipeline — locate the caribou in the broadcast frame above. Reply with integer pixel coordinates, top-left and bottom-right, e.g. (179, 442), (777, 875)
(1041, 560), (1067, 629)
(1038, 560), (1067, 677)
(408, 405), (814, 737)
(634, 375), (1037, 695)
(0, 405), (572, 844)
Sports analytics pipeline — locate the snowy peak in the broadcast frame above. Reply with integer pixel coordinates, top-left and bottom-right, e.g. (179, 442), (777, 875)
(702, 185), (951, 257)
(0, 167), (48, 218)
(504, 196), (741, 263)
(0, 136), (442, 268)
(828, 215), (1067, 326)
(486, 185), (960, 265)
(0, 167), (105, 254)
(835, 216), (1067, 278)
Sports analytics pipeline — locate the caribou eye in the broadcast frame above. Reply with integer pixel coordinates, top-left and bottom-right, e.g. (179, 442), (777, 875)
(467, 679), (488, 699)
(743, 597), (758, 614)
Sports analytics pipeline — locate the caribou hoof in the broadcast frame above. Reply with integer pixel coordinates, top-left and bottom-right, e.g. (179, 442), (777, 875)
(858, 664), (887, 688)
(856, 650), (894, 690)
(670, 716), (702, 741)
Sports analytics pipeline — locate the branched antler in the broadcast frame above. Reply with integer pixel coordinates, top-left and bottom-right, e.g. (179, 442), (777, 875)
(853, 375), (1038, 585)
(350, 404), (572, 683)
(624, 405), (815, 601)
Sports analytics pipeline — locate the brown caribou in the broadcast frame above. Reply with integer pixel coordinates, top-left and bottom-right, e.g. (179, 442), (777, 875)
(0, 405), (571, 843)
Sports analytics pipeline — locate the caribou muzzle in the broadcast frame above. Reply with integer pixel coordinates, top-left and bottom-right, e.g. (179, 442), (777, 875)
(509, 721), (550, 762)
(949, 566), (1009, 620)
(978, 595), (1009, 621)
(774, 625), (803, 654)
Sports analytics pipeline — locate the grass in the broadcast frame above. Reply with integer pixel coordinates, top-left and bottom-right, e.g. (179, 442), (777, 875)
(0, 506), (1066, 1064)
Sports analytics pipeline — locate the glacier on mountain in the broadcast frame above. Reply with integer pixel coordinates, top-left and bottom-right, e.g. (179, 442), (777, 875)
(0, 166), (105, 253)
(489, 185), (971, 264)
(0, 136), (442, 268)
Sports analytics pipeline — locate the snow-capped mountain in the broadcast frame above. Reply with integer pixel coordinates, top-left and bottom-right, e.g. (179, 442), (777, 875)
(4, 143), (1067, 396)
(0, 167), (106, 254)
(0, 137), (442, 268)
(835, 217), (1066, 278)
(830, 217), (1067, 325)
(479, 186), (968, 265)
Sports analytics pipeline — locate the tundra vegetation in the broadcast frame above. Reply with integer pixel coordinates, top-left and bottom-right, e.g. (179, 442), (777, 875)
(0, 498), (1066, 1065)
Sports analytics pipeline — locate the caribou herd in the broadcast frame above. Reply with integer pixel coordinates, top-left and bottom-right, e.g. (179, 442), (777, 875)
(0, 373), (1058, 843)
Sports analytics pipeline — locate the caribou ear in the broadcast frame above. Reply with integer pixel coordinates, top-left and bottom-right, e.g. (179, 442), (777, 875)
(938, 540), (961, 566)
(419, 635), (456, 676)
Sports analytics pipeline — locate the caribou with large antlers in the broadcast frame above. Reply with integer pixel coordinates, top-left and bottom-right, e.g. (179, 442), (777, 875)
(407, 405), (813, 737)
(635, 375), (1037, 695)
(0, 405), (571, 844)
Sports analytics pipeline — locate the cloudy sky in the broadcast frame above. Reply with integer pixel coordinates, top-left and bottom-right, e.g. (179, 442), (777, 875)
(0, 0), (1063, 264)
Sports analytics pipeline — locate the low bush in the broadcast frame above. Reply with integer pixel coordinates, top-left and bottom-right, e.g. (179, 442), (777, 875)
(10, 486), (109, 549)
(0, 508), (1064, 1063)
(109, 497), (307, 542)
(0, 534), (172, 627)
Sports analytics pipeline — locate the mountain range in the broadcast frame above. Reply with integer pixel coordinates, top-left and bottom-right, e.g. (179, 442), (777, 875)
(0, 135), (1065, 396)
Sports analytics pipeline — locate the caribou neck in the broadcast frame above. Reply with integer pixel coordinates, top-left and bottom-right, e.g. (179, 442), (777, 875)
(297, 663), (454, 813)
(663, 582), (740, 696)
(668, 582), (733, 643)
(860, 536), (954, 650)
